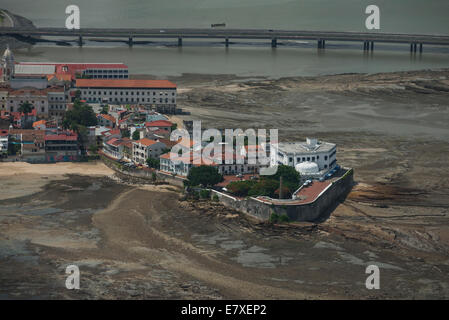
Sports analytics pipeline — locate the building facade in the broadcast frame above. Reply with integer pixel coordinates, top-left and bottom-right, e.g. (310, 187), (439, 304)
(75, 79), (177, 113)
(271, 138), (337, 172)
(132, 138), (166, 165)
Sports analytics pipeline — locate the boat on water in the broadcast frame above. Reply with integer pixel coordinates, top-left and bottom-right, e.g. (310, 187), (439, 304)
(211, 23), (226, 28)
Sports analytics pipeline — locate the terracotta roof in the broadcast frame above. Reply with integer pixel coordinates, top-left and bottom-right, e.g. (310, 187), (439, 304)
(135, 138), (159, 147)
(19, 62), (128, 81)
(160, 152), (217, 166)
(32, 120), (46, 127)
(145, 120), (173, 127)
(98, 114), (116, 123)
(45, 134), (78, 141)
(76, 79), (177, 89)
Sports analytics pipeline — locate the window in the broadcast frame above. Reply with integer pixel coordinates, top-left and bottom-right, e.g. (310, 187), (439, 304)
(325, 156), (328, 160)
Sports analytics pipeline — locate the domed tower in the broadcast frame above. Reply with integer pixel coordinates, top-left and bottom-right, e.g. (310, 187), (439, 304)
(1, 45), (15, 82)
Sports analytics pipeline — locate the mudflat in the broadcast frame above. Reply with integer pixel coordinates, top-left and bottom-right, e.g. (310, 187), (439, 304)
(1, 69), (449, 299)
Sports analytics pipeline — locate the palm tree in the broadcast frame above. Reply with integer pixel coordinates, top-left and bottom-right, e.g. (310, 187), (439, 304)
(18, 102), (34, 127)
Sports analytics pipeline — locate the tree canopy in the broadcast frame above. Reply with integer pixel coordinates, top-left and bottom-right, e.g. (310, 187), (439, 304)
(62, 100), (97, 132)
(186, 165), (223, 187)
(226, 165), (300, 199)
(132, 130), (140, 140)
(18, 102), (33, 114)
(146, 157), (160, 169)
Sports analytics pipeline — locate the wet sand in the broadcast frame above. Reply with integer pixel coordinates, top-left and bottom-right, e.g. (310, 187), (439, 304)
(1, 69), (449, 299)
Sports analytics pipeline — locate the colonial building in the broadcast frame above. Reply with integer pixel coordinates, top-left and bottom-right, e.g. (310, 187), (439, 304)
(75, 79), (177, 113)
(132, 138), (166, 165)
(270, 138), (337, 174)
(45, 132), (79, 162)
(16, 62), (129, 81)
(1, 47), (69, 121)
(97, 114), (116, 128)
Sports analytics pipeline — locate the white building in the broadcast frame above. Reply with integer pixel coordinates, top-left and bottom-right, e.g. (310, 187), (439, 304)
(0, 129), (8, 157)
(271, 138), (337, 173)
(132, 138), (166, 165)
(75, 79), (177, 113)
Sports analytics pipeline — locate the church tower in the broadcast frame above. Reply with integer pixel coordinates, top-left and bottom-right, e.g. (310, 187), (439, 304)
(1, 45), (15, 82)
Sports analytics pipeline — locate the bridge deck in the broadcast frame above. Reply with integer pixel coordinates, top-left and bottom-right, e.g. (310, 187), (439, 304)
(1, 27), (449, 46)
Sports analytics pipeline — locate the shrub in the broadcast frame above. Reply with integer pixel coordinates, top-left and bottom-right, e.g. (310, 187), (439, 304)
(212, 194), (219, 202)
(199, 189), (211, 199)
(227, 180), (256, 197)
(279, 214), (290, 223)
(269, 212), (279, 223)
(186, 166), (223, 187)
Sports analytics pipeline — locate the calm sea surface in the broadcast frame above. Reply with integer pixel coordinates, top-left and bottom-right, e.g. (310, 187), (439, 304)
(3, 0), (449, 77)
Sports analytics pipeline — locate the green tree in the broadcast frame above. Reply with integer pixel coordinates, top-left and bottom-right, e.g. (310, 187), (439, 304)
(227, 180), (256, 197)
(270, 165), (301, 185)
(18, 102), (33, 114)
(88, 144), (98, 154)
(100, 105), (109, 115)
(122, 129), (130, 138)
(146, 157), (160, 169)
(248, 179), (279, 198)
(186, 165), (223, 187)
(18, 102), (34, 127)
(62, 100), (97, 131)
(132, 130), (140, 141)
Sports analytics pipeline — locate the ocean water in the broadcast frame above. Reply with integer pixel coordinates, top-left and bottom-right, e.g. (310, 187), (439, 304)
(2, 0), (449, 77)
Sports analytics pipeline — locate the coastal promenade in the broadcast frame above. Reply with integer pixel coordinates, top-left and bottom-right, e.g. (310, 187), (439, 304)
(1, 26), (449, 51)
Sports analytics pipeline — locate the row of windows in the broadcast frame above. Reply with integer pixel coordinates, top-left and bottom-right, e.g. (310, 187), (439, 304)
(88, 97), (174, 103)
(13, 100), (45, 104)
(49, 96), (65, 101)
(288, 155), (327, 162)
(83, 90), (175, 96)
(49, 105), (65, 109)
(84, 69), (128, 74)
(46, 146), (78, 151)
(87, 75), (128, 79)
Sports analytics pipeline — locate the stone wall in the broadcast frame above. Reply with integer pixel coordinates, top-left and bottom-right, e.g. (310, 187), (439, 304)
(101, 155), (186, 187)
(211, 168), (354, 223)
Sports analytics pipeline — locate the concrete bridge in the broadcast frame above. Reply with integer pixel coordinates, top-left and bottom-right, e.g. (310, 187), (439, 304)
(2, 26), (449, 52)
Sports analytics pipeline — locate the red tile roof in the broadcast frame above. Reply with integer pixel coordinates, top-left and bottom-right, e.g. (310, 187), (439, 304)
(32, 120), (46, 127)
(145, 120), (173, 128)
(76, 79), (177, 89)
(19, 62), (128, 81)
(98, 114), (116, 123)
(45, 134), (78, 141)
(135, 138), (159, 147)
